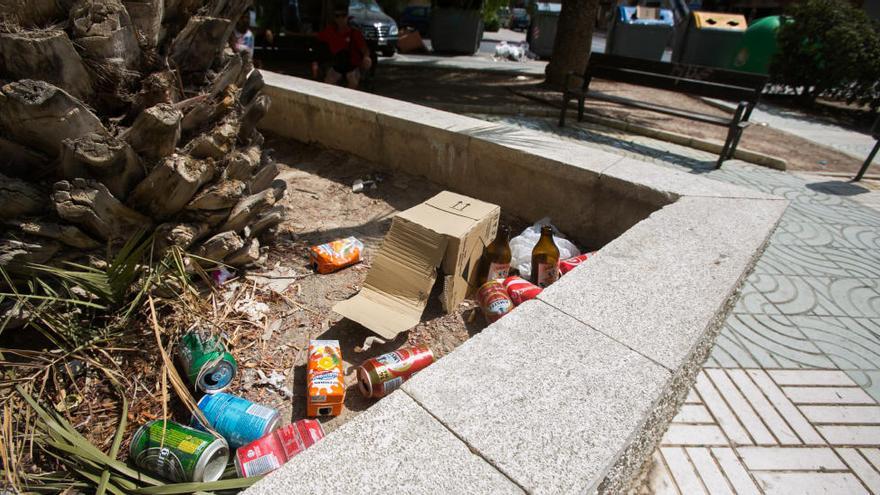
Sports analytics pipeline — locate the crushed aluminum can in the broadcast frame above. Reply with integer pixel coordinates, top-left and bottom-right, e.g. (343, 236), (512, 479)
(130, 420), (228, 482)
(477, 280), (514, 324)
(502, 276), (542, 306)
(193, 392), (280, 449)
(234, 419), (325, 477)
(356, 345), (435, 398)
(178, 331), (237, 394)
(559, 251), (597, 275)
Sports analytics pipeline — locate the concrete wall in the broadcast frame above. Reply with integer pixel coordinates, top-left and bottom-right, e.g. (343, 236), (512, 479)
(261, 72), (665, 248)
(252, 71), (789, 494)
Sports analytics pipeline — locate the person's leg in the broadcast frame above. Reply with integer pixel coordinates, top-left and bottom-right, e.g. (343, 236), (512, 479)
(345, 69), (360, 89)
(325, 68), (343, 85)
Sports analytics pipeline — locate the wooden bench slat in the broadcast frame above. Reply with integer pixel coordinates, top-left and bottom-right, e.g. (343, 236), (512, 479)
(588, 52), (767, 90)
(558, 51), (768, 169)
(583, 66), (756, 102)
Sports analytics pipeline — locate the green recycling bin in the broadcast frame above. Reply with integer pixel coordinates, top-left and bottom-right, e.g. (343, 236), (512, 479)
(673, 11), (747, 68)
(731, 15), (782, 74)
(606, 6), (675, 61)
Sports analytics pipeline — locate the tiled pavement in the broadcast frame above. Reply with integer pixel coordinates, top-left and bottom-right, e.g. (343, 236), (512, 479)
(472, 114), (880, 494)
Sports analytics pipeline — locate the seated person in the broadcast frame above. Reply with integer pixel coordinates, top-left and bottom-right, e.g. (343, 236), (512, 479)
(312, 7), (372, 89)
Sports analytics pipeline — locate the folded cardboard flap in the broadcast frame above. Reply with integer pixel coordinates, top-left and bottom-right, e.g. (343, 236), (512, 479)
(333, 218), (448, 339)
(333, 191), (500, 339)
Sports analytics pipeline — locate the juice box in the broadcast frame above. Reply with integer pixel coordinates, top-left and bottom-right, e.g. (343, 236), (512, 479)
(307, 340), (345, 416)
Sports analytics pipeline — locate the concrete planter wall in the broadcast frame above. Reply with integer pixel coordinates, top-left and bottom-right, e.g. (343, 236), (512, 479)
(248, 71), (788, 494)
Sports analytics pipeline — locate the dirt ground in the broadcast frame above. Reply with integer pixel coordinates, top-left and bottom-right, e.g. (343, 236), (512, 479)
(367, 66), (869, 174)
(166, 134), (527, 437)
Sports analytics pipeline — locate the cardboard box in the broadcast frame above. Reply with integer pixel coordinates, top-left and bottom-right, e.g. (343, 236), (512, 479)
(333, 191), (499, 339)
(307, 340), (345, 417)
(397, 29), (426, 54)
(636, 6), (661, 19)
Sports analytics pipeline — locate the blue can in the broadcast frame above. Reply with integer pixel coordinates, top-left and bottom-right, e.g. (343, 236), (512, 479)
(194, 393), (280, 449)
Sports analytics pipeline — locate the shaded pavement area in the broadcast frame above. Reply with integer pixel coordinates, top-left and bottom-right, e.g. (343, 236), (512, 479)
(472, 114), (880, 494)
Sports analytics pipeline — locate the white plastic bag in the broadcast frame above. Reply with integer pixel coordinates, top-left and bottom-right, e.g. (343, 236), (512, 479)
(510, 218), (580, 277)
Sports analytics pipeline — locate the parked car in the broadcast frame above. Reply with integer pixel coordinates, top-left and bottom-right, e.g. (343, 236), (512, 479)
(400, 5), (430, 37)
(509, 7), (529, 30)
(349, 0), (399, 56)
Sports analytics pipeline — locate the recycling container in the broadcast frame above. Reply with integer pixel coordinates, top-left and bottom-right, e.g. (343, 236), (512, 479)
(731, 15), (782, 74)
(527, 2), (562, 59)
(673, 11), (747, 68)
(606, 6), (675, 61)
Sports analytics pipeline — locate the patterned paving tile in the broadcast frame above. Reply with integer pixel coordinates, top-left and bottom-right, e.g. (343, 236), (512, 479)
(651, 369), (880, 494)
(744, 273), (880, 318)
(720, 314), (835, 369)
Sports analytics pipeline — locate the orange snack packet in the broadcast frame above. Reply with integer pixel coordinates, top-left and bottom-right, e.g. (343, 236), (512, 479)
(309, 237), (364, 274)
(307, 340), (345, 417)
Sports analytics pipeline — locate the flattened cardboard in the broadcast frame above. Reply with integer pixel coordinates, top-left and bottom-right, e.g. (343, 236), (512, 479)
(333, 191), (499, 339)
(333, 219), (448, 339)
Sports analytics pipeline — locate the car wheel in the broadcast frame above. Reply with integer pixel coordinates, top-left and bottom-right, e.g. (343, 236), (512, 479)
(381, 47), (395, 57)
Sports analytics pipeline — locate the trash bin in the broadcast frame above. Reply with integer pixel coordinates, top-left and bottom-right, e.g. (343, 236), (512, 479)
(673, 11), (747, 68)
(731, 15), (782, 74)
(526, 2), (561, 59)
(605, 6), (674, 61)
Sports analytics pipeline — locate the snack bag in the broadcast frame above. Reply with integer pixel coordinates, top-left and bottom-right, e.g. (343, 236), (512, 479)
(309, 237), (364, 274)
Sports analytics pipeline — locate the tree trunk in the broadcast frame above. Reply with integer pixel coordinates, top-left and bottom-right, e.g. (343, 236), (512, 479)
(0, 31), (93, 100)
(544, 0), (600, 88)
(0, 0), (278, 268)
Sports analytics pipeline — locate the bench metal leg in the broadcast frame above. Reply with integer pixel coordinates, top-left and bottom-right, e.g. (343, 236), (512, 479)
(716, 103), (748, 169)
(559, 95), (570, 127)
(577, 96), (585, 122)
(853, 139), (880, 182)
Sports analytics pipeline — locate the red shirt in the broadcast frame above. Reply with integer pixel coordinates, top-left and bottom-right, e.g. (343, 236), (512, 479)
(317, 24), (368, 67)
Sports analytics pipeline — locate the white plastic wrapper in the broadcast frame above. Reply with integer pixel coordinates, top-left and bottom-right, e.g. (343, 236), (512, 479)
(510, 218), (580, 277)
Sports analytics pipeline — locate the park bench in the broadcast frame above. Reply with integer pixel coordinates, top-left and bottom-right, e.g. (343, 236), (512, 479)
(559, 52), (769, 167)
(854, 114), (880, 181)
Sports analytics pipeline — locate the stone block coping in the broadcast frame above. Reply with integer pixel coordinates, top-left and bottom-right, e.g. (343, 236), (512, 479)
(245, 71), (788, 494)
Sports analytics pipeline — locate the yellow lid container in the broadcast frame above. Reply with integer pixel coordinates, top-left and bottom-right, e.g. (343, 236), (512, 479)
(693, 11), (747, 31)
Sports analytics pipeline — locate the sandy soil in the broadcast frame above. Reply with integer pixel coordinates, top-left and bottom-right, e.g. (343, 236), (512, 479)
(195, 134), (529, 435)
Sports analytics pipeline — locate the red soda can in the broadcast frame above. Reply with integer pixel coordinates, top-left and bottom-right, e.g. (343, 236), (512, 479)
(559, 251), (597, 275)
(502, 276), (542, 305)
(478, 280), (514, 323)
(234, 419), (325, 477)
(357, 345), (435, 398)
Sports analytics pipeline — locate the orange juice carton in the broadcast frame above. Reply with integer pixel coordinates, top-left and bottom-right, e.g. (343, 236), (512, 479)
(307, 340), (345, 416)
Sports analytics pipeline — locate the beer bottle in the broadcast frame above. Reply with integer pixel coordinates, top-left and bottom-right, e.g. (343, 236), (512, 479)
(478, 225), (512, 285)
(531, 225), (560, 288)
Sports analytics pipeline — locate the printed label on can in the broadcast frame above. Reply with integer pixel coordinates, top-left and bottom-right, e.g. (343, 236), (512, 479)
(196, 393), (278, 449)
(131, 420), (216, 482)
(242, 453), (280, 476)
(487, 262), (510, 281)
(536, 263), (559, 287)
(245, 404), (276, 420)
(382, 376), (403, 395)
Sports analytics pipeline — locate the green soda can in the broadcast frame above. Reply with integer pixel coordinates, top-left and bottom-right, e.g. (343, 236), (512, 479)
(178, 331), (238, 393)
(129, 420), (228, 482)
